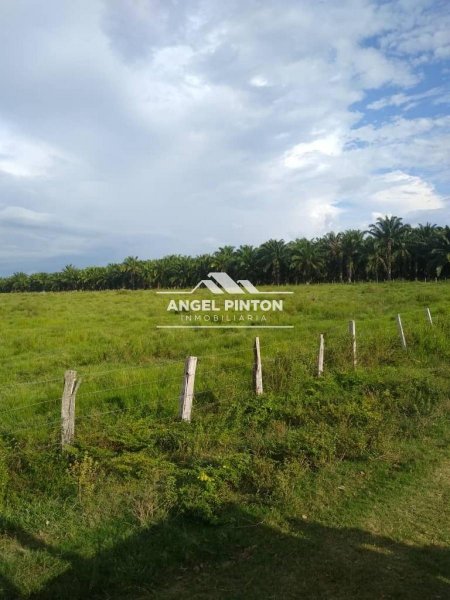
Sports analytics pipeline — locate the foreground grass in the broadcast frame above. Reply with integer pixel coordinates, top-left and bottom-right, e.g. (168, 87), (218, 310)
(0, 282), (449, 598)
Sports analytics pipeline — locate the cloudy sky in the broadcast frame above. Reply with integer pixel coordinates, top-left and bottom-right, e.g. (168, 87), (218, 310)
(0, 0), (449, 275)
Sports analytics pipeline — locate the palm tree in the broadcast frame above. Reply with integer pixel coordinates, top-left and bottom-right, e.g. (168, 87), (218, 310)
(235, 245), (258, 280)
(104, 263), (122, 289)
(150, 259), (170, 289)
(394, 226), (412, 279)
(341, 230), (364, 283)
(165, 255), (195, 288)
(290, 239), (324, 283)
(121, 256), (143, 290)
(257, 239), (288, 285)
(1, 216), (450, 293)
(193, 254), (213, 284)
(430, 227), (450, 277)
(409, 223), (440, 280)
(61, 264), (80, 291)
(367, 216), (407, 281)
(10, 272), (29, 292)
(210, 246), (236, 275)
(365, 238), (386, 282)
(321, 232), (343, 282)
(28, 272), (50, 292)
(80, 266), (110, 290)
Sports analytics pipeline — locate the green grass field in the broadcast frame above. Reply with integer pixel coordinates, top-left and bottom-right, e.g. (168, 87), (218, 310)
(0, 282), (449, 599)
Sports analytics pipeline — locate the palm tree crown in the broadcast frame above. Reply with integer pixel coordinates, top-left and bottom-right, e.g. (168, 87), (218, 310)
(367, 216), (408, 281)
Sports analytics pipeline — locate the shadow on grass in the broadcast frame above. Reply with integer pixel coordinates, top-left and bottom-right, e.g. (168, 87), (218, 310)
(0, 574), (20, 600)
(1, 510), (449, 600)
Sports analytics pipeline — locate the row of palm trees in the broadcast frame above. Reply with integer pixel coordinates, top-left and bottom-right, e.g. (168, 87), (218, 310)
(1, 216), (449, 292)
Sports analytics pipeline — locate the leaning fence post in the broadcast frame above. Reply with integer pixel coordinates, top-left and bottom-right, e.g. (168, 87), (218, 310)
(253, 337), (263, 395)
(425, 307), (433, 325)
(179, 356), (197, 422)
(396, 314), (407, 350)
(349, 320), (357, 368)
(61, 370), (80, 449)
(318, 334), (325, 376)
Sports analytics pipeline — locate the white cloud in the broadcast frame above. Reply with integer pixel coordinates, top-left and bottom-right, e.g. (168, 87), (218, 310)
(307, 201), (343, 234)
(0, 123), (63, 178)
(368, 171), (444, 212)
(0, 0), (448, 273)
(0, 206), (54, 226)
(283, 134), (343, 170)
(380, 1), (450, 61)
(367, 88), (447, 111)
(250, 75), (269, 87)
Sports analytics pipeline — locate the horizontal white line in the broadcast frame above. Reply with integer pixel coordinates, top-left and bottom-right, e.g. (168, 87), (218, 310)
(156, 325), (294, 329)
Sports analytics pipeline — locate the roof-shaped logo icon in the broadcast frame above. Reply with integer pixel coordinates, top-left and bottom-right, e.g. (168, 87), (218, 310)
(157, 272), (293, 294)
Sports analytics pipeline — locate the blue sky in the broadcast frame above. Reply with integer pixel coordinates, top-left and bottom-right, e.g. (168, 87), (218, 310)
(0, 0), (449, 275)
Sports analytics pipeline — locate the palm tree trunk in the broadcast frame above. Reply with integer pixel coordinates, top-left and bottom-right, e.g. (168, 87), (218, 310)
(387, 240), (392, 281)
(274, 262), (280, 285)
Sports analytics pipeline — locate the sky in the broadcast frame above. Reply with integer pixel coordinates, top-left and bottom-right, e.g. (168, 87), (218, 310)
(0, 0), (449, 275)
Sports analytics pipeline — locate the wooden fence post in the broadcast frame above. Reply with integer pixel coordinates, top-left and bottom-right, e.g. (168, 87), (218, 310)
(179, 356), (197, 422)
(253, 337), (263, 395)
(318, 334), (324, 376)
(349, 320), (357, 368)
(396, 314), (407, 350)
(61, 370), (80, 448)
(425, 307), (433, 325)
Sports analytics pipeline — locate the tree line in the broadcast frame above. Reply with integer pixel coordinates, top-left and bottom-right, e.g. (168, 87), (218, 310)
(1, 216), (449, 292)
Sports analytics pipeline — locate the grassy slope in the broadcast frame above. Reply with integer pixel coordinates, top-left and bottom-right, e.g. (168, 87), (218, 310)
(0, 282), (449, 599)
(160, 439), (450, 599)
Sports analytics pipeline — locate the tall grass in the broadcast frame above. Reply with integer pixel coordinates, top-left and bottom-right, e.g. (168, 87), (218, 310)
(0, 281), (449, 598)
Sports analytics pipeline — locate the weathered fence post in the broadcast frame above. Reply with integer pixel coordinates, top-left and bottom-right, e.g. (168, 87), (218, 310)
(318, 334), (325, 376)
(179, 356), (197, 422)
(425, 307), (433, 325)
(396, 314), (407, 350)
(253, 337), (263, 395)
(349, 320), (357, 368)
(61, 370), (80, 449)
